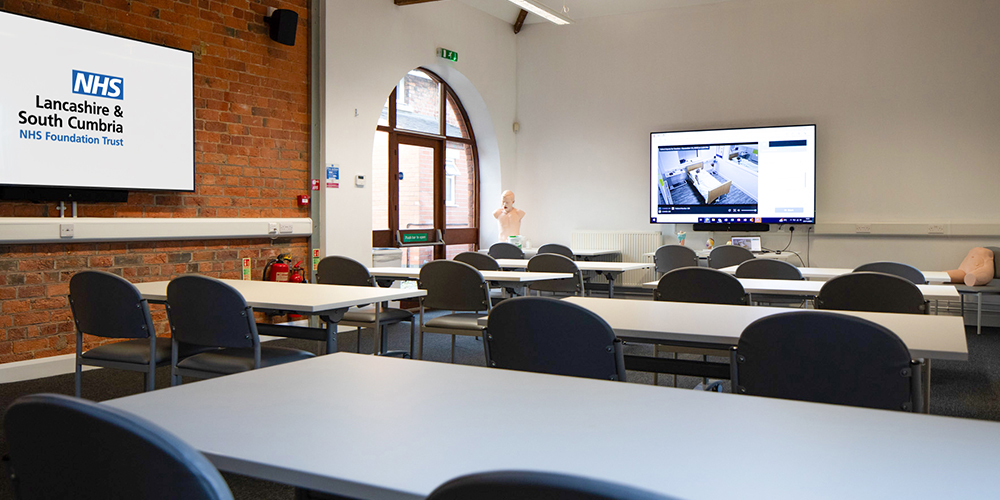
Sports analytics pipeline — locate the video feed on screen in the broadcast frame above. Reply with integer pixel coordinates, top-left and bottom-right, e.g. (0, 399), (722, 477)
(649, 125), (815, 225)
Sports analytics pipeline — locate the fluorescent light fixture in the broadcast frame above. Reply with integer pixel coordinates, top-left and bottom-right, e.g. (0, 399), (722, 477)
(508, 0), (573, 25)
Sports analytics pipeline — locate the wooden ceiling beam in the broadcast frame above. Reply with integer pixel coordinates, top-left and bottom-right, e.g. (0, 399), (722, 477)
(513, 9), (528, 34)
(394, 0), (444, 5)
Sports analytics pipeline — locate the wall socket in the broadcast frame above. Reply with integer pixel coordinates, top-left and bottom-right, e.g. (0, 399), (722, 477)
(279, 222), (293, 234)
(854, 224), (872, 234)
(59, 224), (74, 238)
(928, 224), (946, 235)
(267, 222), (279, 234)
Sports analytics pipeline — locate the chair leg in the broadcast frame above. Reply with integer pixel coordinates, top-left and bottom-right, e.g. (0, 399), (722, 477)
(356, 327), (362, 353)
(450, 335), (456, 363)
(75, 360), (82, 398)
(408, 320), (415, 358)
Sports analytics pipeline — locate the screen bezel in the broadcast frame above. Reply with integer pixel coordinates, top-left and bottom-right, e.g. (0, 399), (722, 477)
(0, 11), (195, 197)
(649, 123), (816, 226)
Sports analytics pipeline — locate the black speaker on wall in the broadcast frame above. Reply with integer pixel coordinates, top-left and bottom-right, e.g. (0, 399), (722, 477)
(264, 9), (298, 46)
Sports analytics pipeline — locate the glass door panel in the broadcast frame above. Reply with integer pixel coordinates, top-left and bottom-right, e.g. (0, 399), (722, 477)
(397, 139), (439, 263)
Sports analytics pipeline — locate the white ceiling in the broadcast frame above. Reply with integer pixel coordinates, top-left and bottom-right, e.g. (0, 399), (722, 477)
(456, 0), (736, 26)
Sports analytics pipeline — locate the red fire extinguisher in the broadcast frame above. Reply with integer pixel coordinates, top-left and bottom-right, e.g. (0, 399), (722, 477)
(263, 254), (292, 282)
(289, 261), (307, 283)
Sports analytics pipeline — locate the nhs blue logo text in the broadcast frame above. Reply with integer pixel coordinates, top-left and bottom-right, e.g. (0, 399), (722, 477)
(72, 70), (124, 100)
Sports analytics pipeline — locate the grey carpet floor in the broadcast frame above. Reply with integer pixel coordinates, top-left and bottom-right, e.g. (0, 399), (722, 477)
(2, 318), (998, 499)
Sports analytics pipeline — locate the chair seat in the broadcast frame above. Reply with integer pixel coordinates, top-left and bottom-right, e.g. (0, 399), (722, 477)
(176, 346), (315, 375)
(342, 307), (413, 324)
(81, 338), (214, 365)
(424, 313), (487, 333)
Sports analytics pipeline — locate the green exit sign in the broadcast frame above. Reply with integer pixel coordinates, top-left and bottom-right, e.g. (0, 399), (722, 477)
(402, 233), (429, 243)
(438, 48), (458, 62)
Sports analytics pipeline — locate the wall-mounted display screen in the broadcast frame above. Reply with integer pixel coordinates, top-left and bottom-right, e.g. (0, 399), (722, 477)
(650, 124), (815, 225)
(0, 12), (194, 193)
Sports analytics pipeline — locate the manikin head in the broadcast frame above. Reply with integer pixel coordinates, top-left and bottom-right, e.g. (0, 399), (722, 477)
(501, 190), (515, 212)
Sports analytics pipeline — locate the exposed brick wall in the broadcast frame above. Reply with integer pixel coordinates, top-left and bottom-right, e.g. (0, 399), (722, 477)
(0, 0), (312, 364)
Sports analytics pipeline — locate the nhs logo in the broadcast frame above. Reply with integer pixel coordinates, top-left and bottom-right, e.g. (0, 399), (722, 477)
(72, 70), (124, 100)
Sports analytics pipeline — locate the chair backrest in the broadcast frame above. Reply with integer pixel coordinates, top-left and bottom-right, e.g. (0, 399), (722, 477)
(427, 470), (677, 500)
(732, 311), (920, 412)
(526, 253), (585, 295)
(853, 261), (926, 284)
(488, 242), (524, 259)
(653, 245), (698, 274)
(454, 251), (501, 271)
(654, 267), (747, 305)
(735, 259), (804, 280)
(68, 270), (154, 339)
(316, 255), (375, 287)
(536, 243), (575, 260)
(707, 245), (755, 269)
(816, 272), (928, 314)
(166, 275), (258, 348)
(4, 393), (234, 500)
(486, 297), (625, 381)
(419, 260), (491, 312)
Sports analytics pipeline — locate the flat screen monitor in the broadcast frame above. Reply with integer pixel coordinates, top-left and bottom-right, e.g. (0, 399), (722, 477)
(0, 12), (194, 197)
(650, 124), (815, 226)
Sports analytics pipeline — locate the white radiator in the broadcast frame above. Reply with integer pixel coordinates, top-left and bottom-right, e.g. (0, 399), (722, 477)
(571, 231), (663, 287)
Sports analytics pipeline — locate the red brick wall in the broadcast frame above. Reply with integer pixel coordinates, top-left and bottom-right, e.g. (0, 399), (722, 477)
(0, 0), (312, 364)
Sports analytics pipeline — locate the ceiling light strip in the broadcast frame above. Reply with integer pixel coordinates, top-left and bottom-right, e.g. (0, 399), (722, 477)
(507, 0), (573, 25)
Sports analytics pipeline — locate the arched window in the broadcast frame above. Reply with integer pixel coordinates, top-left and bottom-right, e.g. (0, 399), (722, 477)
(372, 68), (479, 266)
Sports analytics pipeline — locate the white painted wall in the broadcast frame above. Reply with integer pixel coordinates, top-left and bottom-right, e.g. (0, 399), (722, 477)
(322, 1), (517, 263)
(512, 0), (1000, 268)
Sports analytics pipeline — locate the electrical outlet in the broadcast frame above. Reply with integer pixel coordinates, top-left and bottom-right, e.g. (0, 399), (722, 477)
(279, 222), (293, 234)
(854, 224), (872, 234)
(59, 224), (74, 238)
(928, 224), (946, 235)
(267, 222), (278, 234)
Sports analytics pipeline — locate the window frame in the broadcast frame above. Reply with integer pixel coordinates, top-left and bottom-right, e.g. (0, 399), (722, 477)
(373, 68), (480, 260)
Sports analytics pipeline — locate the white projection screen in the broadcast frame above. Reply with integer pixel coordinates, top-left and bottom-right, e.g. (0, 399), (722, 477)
(0, 12), (194, 192)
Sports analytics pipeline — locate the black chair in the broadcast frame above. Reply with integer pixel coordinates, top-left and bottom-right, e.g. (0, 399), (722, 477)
(165, 275), (315, 384)
(526, 253), (585, 296)
(488, 242), (524, 259)
(486, 296), (625, 381)
(653, 244), (698, 275)
(418, 260), (492, 363)
(816, 272), (928, 314)
(454, 251), (501, 271)
(731, 311), (923, 412)
(853, 261), (926, 284)
(427, 470), (678, 500)
(735, 259), (806, 307)
(537, 243), (575, 260)
(316, 256), (415, 357)
(654, 267), (748, 305)
(735, 259), (803, 280)
(68, 271), (210, 397)
(707, 245), (755, 269)
(4, 393), (234, 500)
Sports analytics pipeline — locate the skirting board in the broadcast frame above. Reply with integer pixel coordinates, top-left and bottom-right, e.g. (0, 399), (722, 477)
(0, 217), (313, 244)
(815, 222), (1000, 236)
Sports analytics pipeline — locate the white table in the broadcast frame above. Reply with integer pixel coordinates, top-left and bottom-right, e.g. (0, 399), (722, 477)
(561, 296), (967, 361)
(558, 296), (967, 408)
(641, 277), (961, 302)
(104, 353), (1000, 500)
(478, 247), (621, 260)
(720, 265), (953, 284)
(367, 266), (573, 286)
(133, 279), (426, 355)
(493, 259), (653, 297)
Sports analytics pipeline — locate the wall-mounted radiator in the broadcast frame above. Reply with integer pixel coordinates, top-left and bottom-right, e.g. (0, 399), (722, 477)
(571, 231), (662, 287)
